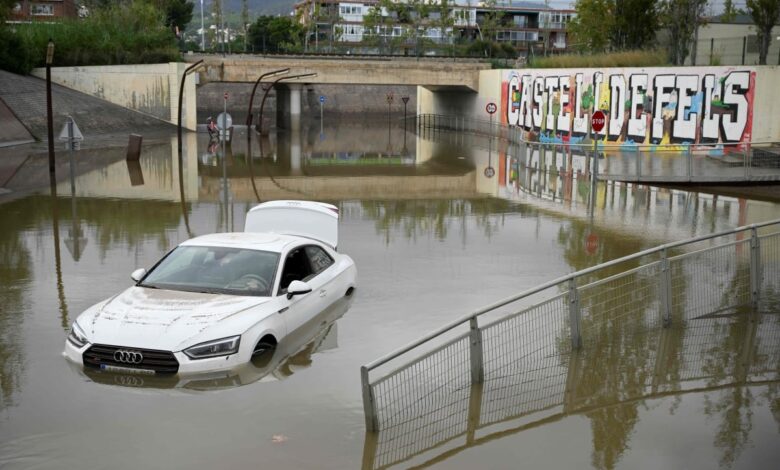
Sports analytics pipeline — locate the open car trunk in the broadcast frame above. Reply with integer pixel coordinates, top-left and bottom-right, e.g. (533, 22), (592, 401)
(244, 200), (339, 249)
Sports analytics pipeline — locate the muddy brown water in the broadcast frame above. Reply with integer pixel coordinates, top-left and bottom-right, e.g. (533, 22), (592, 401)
(0, 120), (778, 469)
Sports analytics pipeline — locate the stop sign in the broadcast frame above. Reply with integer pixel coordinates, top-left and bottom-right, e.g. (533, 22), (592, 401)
(591, 110), (606, 133)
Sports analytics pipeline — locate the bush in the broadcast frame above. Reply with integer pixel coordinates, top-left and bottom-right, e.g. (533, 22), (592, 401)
(529, 49), (668, 68)
(0, 1), (180, 74)
(0, 28), (35, 74)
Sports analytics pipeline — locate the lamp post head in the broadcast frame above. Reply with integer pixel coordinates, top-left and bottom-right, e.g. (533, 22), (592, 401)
(46, 39), (54, 65)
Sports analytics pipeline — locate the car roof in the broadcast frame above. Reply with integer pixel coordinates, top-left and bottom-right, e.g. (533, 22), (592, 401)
(179, 232), (306, 253)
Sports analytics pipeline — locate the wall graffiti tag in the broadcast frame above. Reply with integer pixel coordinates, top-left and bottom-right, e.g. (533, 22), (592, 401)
(501, 68), (755, 149)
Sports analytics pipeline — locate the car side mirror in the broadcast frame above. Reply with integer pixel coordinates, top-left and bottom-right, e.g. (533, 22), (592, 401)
(287, 280), (312, 300)
(130, 268), (146, 283)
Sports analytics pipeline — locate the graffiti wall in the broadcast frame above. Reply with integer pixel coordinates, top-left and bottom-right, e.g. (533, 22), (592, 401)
(501, 67), (756, 147)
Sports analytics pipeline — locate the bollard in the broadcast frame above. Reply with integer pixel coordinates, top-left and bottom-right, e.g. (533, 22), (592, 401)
(126, 134), (143, 161)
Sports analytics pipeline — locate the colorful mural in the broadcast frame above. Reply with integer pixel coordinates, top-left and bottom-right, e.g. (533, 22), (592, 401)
(502, 68), (756, 149)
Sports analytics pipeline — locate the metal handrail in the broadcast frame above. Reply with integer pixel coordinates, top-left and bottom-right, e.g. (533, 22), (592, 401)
(363, 218), (780, 372)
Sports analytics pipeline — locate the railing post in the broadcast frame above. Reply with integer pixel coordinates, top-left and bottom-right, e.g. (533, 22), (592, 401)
(750, 227), (761, 306)
(744, 144), (751, 179)
(568, 278), (582, 350)
(469, 316), (484, 384)
(660, 248), (673, 327)
(360, 366), (378, 432)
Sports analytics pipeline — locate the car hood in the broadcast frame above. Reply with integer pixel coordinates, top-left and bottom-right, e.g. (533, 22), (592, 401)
(81, 286), (271, 351)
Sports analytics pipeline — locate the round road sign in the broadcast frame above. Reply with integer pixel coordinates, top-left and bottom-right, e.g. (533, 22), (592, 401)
(591, 110), (606, 133)
(484, 167), (495, 178)
(486, 102), (497, 115)
(224, 91), (229, 100)
(216, 112), (232, 130)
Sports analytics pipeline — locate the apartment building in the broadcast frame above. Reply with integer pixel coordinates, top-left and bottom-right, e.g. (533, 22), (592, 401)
(294, 0), (575, 55)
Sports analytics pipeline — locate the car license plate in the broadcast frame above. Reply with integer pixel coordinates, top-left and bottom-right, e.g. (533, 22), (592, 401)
(100, 364), (155, 375)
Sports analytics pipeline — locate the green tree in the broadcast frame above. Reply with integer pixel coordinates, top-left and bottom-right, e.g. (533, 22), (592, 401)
(155, 0), (193, 31)
(746, 0), (780, 65)
(248, 16), (303, 54)
(721, 0), (744, 22)
(661, 0), (708, 65)
(568, 0), (658, 52)
(567, 0), (615, 52)
(611, 0), (659, 50)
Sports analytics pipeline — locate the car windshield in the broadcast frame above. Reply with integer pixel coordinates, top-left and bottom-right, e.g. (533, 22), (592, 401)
(139, 246), (280, 297)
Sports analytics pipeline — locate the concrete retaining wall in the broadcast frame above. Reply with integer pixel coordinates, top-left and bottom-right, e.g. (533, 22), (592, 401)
(31, 63), (198, 131)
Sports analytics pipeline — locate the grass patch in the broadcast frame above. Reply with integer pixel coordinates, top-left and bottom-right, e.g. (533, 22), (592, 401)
(0, 1), (179, 75)
(529, 49), (669, 68)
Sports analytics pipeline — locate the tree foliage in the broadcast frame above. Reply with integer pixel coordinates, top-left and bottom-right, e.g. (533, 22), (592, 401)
(568, 0), (659, 53)
(248, 16), (303, 54)
(661, 0), (708, 65)
(746, 0), (780, 65)
(0, 0), (179, 74)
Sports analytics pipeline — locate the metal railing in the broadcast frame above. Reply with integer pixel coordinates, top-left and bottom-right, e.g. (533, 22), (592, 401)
(362, 307), (780, 469)
(410, 114), (780, 183)
(360, 218), (780, 434)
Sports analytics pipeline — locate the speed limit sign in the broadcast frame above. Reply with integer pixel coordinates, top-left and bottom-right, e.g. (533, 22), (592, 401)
(485, 102), (497, 115)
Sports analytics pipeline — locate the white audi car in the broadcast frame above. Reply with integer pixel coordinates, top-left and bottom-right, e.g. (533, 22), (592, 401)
(64, 201), (357, 376)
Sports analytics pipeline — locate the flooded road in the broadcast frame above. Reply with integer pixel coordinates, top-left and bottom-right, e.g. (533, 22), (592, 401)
(0, 118), (779, 469)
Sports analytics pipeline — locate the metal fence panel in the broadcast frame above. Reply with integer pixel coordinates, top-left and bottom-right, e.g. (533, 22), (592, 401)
(479, 293), (570, 426)
(670, 240), (752, 322)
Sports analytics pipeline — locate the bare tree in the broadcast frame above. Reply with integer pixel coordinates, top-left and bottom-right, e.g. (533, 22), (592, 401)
(747, 0), (780, 65)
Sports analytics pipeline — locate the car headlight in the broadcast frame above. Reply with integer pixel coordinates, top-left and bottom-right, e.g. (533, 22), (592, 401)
(184, 336), (241, 359)
(67, 322), (89, 348)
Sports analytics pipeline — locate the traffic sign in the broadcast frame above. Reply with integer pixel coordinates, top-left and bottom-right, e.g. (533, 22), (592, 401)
(591, 110), (606, 133)
(386, 92), (394, 104)
(319, 95), (326, 104)
(486, 102), (497, 115)
(484, 167), (495, 178)
(224, 91), (229, 100)
(401, 96), (409, 105)
(216, 112), (232, 130)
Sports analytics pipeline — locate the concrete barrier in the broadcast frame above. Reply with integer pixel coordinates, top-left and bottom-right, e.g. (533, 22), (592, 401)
(31, 63), (198, 131)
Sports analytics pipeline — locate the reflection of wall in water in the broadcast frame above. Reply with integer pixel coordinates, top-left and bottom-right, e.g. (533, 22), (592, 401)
(56, 134), (199, 202)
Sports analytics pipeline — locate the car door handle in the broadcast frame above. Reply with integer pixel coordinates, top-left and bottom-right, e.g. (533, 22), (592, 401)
(319, 289), (327, 297)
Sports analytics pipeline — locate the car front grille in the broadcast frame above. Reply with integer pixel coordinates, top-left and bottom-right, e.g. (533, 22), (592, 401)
(83, 344), (179, 374)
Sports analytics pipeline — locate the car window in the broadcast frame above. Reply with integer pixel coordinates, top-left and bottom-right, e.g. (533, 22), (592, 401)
(278, 247), (315, 293)
(305, 246), (334, 274)
(140, 246), (279, 297)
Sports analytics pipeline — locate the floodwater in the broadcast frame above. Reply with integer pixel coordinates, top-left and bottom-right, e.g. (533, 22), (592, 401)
(0, 117), (779, 469)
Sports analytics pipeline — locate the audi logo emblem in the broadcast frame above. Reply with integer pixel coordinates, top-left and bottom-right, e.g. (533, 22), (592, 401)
(113, 349), (144, 364)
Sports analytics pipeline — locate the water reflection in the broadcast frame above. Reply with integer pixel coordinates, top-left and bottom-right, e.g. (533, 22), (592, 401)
(363, 306), (780, 470)
(0, 118), (778, 469)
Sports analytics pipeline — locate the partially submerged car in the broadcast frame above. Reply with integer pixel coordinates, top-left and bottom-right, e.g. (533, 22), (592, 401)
(64, 200), (356, 376)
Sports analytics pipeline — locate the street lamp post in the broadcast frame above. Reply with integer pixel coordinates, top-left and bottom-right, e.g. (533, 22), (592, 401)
(46, 39), (55, 174)
(200, 0), (205, 51)
(246, 68), (290, 129)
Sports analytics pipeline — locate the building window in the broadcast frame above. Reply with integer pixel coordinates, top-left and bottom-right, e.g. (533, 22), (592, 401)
(31, 3), (54, 16)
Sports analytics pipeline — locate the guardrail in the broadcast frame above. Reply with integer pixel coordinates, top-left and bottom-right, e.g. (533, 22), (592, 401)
(362, 307), (780, 469)
(409, 114), (780, 183)
(360, 218), (780, 432)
